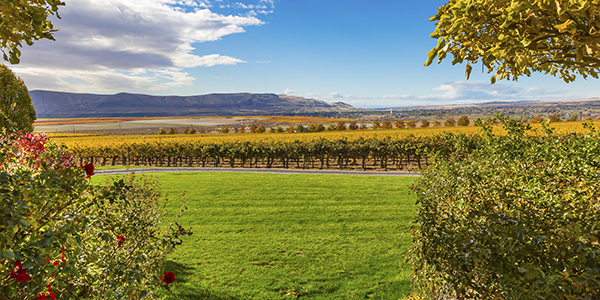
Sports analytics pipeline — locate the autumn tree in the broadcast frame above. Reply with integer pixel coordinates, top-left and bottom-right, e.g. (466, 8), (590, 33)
(250, 124), (257, 133)
(307, 124), (317, 132)
(530, 115), (544, 123)
(295, 124), (305, 133)
(316, 124), (325, 132)
(381, 121), (392, 129)
(372, 121), (381, 129)
(445, 117), (456, 127)
(0, 0), (64, 64)
(426, 0), (600, 83)
(336, 121), (346, 131)
(549, 113), (562, 122)
(256, 125), (266, 133)
(569, 112), (578, 121)
(395, 120), (406, 129)
(220, 126), (229, 134)
(457, 116), (470, 126)
(348, 122), (359, 130)
(406, 120), (416, 128)
(0, 64), (35, 132)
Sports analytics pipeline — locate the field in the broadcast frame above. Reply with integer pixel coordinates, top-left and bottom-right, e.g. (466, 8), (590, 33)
(49, 120), (593, 146)
(33, 116), (355, 136)
(92, 172), (417, 299)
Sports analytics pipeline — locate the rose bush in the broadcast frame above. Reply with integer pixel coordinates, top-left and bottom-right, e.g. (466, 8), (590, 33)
(1, 132), (191, 299)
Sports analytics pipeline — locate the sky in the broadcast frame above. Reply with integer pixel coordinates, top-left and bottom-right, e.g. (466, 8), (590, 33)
(8, 0), (600, 108)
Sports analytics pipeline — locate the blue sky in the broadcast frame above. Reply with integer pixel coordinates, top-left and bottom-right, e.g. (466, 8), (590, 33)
(9, 0), (600, 108)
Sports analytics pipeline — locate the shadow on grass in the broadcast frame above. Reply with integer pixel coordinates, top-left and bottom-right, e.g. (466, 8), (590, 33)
(159, 260), (243, 300)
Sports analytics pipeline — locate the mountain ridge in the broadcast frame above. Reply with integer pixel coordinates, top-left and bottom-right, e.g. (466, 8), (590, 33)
(30, 90), (356, 118)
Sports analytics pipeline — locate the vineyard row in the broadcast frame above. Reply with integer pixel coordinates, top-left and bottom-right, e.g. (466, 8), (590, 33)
(64, 134), (480, 171)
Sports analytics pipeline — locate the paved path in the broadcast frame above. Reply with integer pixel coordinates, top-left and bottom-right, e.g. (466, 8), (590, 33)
(96, 167), (421, 177)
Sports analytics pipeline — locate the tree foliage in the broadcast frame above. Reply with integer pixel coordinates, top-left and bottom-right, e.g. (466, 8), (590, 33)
(426, 0), (600, 83)
(0, 0), (64, 64)
(0, 64), (35, 133)
(457, 115), (470, 126)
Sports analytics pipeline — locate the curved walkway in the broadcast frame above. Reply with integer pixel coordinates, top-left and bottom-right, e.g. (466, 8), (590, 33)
(96, 167), (421, 177)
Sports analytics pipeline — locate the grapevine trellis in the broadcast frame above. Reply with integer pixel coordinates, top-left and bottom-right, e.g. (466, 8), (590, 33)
(65, 133), (481, 171)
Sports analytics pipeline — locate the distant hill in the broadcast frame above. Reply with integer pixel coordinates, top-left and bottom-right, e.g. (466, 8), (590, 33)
(30, 90), (356, 118)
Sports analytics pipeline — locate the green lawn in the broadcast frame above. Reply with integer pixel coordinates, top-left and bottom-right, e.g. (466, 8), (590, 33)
(95, 172), (417, 299)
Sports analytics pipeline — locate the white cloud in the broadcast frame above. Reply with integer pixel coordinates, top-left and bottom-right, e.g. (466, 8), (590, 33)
(283, 88), (296, 94)
(301, 81), (571, 108)
(12, 0), (265, 93)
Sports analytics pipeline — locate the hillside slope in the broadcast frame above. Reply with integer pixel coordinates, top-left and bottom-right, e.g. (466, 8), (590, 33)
(30, 90), (355, 118)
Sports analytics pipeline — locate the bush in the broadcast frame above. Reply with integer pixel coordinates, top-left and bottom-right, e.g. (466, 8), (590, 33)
(395, 120), (405, 129)
(457, 116), (470, 126)
(0, 65), (36, 133)
(256, 125), (266, 133)
(158, 128), (166, 135)
(220, 126), (229, 134)
(168, 127), (176, 134)
(409, 117), (600, 299)
(444, 117), (456, 126)
(348, 122), (359, 130)
(184, 127), (196, 134)
(372, 121), (380, 129)
(406, 120), (416, 128)
(336, 121), (346, 131)
(0, 133), (191, 299)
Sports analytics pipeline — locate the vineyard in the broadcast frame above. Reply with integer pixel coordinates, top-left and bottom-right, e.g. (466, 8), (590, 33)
(50, 121), (589, 172)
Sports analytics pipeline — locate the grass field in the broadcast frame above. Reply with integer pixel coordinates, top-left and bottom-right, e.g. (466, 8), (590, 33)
(94, 172), (417, 299)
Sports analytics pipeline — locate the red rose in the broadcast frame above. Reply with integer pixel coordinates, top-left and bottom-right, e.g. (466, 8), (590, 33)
(81, 163), (94, 178)
(117, 235), (125, 246)
(10, 260), (31, 282)
(160, 271), (175, 286)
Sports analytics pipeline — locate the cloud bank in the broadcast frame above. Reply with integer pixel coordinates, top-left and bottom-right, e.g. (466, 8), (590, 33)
(308, 81), (572, 108)
(12, 0), (267, 92)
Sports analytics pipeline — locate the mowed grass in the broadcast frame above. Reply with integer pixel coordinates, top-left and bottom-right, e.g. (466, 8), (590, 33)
(95, 172), (417, 299)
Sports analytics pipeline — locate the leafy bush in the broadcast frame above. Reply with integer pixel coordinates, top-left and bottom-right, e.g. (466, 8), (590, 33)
(0, 65), (36, 133)
(0, 133), (191, 299)
(457, 116), (469, 126)
(409, 116), (600, 299)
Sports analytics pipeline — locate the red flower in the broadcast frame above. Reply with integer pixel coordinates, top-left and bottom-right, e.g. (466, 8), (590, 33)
(117, 235), (125, 246)
(81, 163), (94, 178)
(160, 271), (175, 286)
(10, 260), (31, 282)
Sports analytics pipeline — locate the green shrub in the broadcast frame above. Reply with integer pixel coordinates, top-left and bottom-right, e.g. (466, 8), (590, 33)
(0, 65), (36, 133)
(0, 133), (191, 299)
(409, 116), (600, 299)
